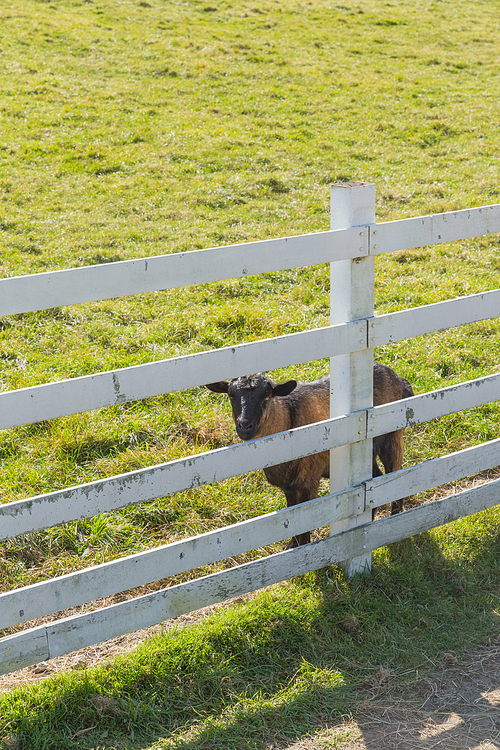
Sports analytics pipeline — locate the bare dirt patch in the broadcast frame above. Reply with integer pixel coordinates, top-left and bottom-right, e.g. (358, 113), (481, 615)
(279, 638), (500, 750)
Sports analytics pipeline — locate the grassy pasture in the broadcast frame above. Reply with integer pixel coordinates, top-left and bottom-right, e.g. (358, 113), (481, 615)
(1, 0), (500, 747)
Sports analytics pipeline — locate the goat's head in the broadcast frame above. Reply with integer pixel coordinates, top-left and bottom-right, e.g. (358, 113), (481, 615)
(206, 373), (297, 440)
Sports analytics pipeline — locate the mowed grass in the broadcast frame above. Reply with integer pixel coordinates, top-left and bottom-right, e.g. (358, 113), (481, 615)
(0, 0), (500, 747)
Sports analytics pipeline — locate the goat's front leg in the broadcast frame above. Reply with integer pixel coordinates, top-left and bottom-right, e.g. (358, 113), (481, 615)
(371, 457), (383, 521)
(379, 428), (406, 516)
(283, 486), (313, 548)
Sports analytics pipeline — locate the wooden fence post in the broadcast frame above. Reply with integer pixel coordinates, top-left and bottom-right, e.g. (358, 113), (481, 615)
(329, 181), (375, 576)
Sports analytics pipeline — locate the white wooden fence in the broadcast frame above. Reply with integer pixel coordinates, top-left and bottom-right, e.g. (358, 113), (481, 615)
(1, 182), (500, 675)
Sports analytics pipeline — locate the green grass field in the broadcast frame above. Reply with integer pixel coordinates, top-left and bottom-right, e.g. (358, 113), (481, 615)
(1, 0), (500, 747)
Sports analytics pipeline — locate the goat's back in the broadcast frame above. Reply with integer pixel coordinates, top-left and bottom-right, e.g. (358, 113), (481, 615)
(282, 364), (412, 421)
(280, 376), (330, 427)
(268, 364), (412, 432)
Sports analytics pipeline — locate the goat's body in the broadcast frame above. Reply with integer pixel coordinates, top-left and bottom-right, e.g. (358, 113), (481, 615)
(256, 378), (330, 546)
(206, 363), (413, 547)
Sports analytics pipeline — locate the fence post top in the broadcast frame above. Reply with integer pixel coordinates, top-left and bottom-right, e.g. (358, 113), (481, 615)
(330, 181), (375, 189)
(330, 182), (376, 230)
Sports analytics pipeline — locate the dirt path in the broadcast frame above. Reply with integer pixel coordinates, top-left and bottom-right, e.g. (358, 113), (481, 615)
(284, 639), (500, 750)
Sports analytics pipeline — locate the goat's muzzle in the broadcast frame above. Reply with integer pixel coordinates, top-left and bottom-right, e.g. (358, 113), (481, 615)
(236, 419), (256, 440)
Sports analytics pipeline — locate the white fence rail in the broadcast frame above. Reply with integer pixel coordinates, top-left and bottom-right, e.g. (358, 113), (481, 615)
(3, 476), (500, 673)
(2, 204), (499, 316)
(1, 184), (500, 675)
(0, 228), (367, 316)
(2, 432), (500, 633)
(2, 289), (499, 431)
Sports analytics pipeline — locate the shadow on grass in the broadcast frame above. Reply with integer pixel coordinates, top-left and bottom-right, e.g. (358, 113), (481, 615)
(2, 515), (500, 750)
(58, 432), (155, 464)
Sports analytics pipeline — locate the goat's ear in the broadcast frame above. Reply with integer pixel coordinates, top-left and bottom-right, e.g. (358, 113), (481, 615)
(272, 379), (297, 397)
(206, 381), (230, 394)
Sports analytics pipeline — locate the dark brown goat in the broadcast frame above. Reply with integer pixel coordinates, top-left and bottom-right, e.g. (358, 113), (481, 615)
(206, 362), (413, 547)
